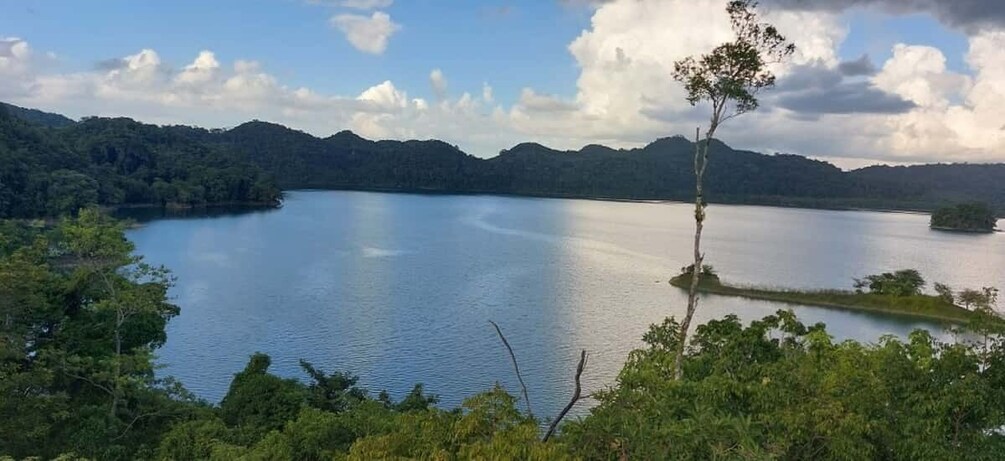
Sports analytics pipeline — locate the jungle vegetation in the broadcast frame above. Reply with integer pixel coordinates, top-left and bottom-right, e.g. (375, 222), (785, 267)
(930, 202), (998, 232)
(670, 267), (986, 324)
(0, 105), (281, 219)
(4, 102), (1005, 218)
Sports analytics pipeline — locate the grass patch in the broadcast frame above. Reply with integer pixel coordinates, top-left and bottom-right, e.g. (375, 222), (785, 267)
(669, 274), (977, 324)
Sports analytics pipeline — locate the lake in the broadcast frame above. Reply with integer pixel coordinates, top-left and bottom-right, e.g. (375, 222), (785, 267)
(124, 190), (1005, 419)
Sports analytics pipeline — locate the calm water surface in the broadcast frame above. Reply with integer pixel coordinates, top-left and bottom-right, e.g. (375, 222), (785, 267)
(124, 191), (1005, 418)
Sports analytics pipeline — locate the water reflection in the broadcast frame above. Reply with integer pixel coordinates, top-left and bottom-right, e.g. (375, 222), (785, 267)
(126, 191), (1001, 419)
(113, 203), (281, 223)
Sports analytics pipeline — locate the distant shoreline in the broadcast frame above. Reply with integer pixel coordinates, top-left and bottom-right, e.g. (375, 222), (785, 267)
(104, 199), (281, 211)
(96, 188), (995, 224)
(283, 187), (945, 217)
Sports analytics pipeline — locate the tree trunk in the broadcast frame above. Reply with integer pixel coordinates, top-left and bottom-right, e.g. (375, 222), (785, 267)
(110, 307), (123, 419)
(674, 124), (716, 380)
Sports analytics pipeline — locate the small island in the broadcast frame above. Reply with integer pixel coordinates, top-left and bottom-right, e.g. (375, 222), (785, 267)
(670, 266), (986, 323)
(930, 202), (998, 233)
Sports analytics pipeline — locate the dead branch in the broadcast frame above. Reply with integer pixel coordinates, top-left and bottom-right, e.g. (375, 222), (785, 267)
(112, 410), (163, 440)
(543, 349), (588, 442)
(489, 320), (532, 416)
(62, 369), (114, 397)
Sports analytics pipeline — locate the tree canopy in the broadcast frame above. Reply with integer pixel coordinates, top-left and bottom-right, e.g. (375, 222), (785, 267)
(931, 202), (998, 232)
(0, 106), (281, 219)
(561, 311), (1005, 460)
(854, 269), (926, 297)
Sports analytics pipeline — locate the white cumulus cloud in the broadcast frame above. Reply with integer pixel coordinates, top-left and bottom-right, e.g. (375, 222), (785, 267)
(0, 37), (31, 69)
(357, 80), (408, 109)
(430, 68), (447, 100)
(330, 11), (401, 55)
(868, 32), (1005, 161)
(176, 50), (221, 85)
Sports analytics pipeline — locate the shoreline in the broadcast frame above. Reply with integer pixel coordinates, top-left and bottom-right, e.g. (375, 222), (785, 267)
(23, 189), (993, 223)
(104, 201), (282, 227)
(282, 187), (951, 217)
(668, 275), (976, 324)
(103, 199), (282, 212)
(929, 225), (997, 234)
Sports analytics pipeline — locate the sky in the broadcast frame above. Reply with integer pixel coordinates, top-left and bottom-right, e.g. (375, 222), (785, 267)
(1, 0), (1004, 168)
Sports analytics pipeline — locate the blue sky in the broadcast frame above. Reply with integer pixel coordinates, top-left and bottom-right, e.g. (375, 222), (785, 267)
(1, 0), (592, 106)
(1, 0), (1003, 166)
(838, 11), (969, 73)
(0, 1), (974, 106)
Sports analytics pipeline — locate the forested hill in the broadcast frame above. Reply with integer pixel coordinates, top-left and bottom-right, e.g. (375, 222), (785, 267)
(4, 102), (1005, 216)
(205, 119), (1005, 213)
(849, 163), (1005, 213)
(0, 102), (76, 128)
(0, 104), (281, 218)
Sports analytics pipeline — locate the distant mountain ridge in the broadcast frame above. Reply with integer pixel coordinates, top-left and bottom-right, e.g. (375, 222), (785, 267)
(3, 101), (1004, 215)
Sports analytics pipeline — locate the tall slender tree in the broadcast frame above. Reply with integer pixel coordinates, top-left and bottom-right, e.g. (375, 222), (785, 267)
(670, 0), (794, 379)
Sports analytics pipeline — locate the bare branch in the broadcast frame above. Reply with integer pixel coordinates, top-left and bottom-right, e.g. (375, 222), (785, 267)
(112, 410), (162, 441)
(488, 320), (532, 416)
(719, 110), (743, 125)
(62, 369), (114, 396)
(542, 350), (588, 442)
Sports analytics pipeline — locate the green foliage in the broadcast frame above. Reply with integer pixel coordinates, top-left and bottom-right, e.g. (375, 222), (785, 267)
(0, 108), (281, 218)
(1, 101), (76, 127)
(299, 359), (368, 413)
(934, 282), (955, 304)
(0, 211), (186, 460)
(46, 170), (99, 216)
(958, 287), (999, 311)
(380, 383), (441, 413)
(219, 353), (309, 444)
(671, 270), (976, 323)
(931, 202), (997, 232)
(854, 269), (925, 297)
(679, 263), (717, 277)
(156, 417), (233, 461)
(347, 386), (573, 461)
(154, 369), (560, 460)
(677, 263), (719, 283)
(561, 311), (1005, 460)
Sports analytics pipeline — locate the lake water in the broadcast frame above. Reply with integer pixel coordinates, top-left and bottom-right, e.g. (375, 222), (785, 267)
(124, 190), (1005, 419)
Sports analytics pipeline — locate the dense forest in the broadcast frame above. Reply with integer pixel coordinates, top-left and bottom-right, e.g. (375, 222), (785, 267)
(1, 211), (1003, 460)
(0, 104), (281, 218)
(3, 102), (1005, 218)
(930, 202), (998, 232)
(205, 120), (1005, 213)
(0, 102), (76, 128)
